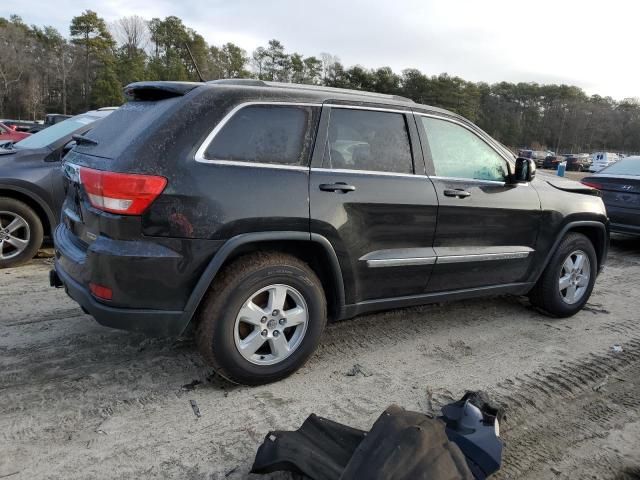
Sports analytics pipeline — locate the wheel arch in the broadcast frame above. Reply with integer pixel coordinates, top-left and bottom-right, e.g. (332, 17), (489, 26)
(539, 220), (609, 279)
(0, 185), (55, 237)
(178, 232), (345, 335)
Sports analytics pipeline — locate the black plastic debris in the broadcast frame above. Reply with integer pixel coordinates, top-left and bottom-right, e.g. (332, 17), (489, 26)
(251, 391), (502, 479)
(190, 399), (201, 418)
(439, 391), (503, 480)
(181, 379), (202, 391)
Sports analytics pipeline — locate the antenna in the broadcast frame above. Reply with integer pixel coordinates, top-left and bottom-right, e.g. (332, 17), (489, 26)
(184, 42), (205, 82)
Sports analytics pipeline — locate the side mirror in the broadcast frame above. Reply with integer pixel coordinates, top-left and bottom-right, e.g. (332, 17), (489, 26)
(513, 157), (536, 183)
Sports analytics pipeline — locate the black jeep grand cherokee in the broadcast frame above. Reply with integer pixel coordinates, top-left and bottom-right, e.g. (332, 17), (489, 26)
(53, 79), (608, 385)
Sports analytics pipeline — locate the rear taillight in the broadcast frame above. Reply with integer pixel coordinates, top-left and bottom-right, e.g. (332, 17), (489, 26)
(581, 180), (602, 190)
(79, 167), (167, 215)
(89, 282), (113, 300)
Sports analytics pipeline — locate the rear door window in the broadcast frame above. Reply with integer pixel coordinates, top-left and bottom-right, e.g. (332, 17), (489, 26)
(324, 108), (413, 174)
(204, 104), (317, 166)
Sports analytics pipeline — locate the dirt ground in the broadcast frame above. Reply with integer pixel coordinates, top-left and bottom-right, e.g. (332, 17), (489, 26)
(1, 235), (639, 480)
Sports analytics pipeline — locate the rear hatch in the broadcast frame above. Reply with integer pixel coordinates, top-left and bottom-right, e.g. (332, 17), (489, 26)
(61, 82), (204, 248)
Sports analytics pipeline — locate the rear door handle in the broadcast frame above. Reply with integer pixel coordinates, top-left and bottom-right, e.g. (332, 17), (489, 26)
(319, 183), (356, 193)
(443, 188), (471, 198)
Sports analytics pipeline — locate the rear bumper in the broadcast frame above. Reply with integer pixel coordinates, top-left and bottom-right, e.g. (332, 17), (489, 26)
(53, 223), (220, 336)
(54, 260), (184, 336)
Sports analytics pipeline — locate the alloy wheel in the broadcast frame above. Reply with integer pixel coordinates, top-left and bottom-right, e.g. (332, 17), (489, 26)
(233, 283), (309, 366)
(558, 249), (591, 304)
(0, 211), (30, 261)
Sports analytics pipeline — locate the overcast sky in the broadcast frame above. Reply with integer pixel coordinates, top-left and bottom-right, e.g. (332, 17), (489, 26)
(2, 0), (636, 99)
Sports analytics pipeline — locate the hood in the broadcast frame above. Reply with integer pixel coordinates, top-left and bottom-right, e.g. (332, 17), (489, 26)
(538, 172), (600, 196)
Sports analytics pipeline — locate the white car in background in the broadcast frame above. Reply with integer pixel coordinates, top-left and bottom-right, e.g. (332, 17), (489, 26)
(590, 152), (620, 172)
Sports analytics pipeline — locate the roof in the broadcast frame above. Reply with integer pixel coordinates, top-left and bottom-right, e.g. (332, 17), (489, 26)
(208, 79), (415, 104)
(123, 79), (458, 118)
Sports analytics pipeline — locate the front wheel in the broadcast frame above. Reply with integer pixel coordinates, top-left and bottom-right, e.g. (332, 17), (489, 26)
(528, 232), (597, 317)
(0, 198), (44, 269)
(196, 252), (327, 385)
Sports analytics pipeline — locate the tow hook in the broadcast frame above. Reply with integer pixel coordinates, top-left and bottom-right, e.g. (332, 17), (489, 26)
(49, 269), (63, 288)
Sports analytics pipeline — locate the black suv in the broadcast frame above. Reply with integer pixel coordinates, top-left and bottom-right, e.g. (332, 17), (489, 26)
(52, 80), (609, 385)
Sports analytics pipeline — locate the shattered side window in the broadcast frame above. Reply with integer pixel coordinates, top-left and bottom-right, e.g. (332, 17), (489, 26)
(205, 105), (316, 166)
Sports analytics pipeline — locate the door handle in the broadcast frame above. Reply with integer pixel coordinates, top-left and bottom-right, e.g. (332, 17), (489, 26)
(443, 188), (471, 198)
(319, 183), (356, 193)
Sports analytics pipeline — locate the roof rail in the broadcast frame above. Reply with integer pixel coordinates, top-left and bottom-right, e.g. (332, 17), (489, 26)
(208, 79), (268, 87)
(208, 78), (414, 103)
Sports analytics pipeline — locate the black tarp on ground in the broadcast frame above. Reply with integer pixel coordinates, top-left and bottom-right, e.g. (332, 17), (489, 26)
(251, 392), (502, 480)
(252, 405), (474, 480)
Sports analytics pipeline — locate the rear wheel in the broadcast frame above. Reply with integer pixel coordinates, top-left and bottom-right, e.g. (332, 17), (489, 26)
(196, 252), (327, 385)
(0, 198), (43, 269)
(529, 233), (597, 317)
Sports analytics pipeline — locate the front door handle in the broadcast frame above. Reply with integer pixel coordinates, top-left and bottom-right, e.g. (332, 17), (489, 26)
(319, 183), (356, 193)
(443, 188), (471, 198)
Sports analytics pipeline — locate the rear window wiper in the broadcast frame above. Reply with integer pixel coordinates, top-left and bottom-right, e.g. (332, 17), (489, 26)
(72, 134), (98, 146)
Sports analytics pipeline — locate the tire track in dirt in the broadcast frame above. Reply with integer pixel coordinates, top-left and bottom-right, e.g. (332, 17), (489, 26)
(490, 338), (640, 479)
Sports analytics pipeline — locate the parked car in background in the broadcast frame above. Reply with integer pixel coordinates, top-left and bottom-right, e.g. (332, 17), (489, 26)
(590, 152), (620, 172)
(518, 149), (548, 167)
(566, 153), (592, 171)
(0, 108), (116, 267)
(582, 156), (640, 236)
(52, 80), (608, 385)
(1, 120), (38, 133)
(543, 155), (565, 169)
(0, 122), (31, 143)
(27, 114), (72, 133)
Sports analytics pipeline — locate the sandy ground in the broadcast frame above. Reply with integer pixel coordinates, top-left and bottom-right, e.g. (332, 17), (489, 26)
(1, 234), (639, 480)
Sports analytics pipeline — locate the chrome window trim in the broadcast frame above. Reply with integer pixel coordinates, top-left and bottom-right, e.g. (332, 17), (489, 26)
(429, 175), (506, 186)
(310, 167), (424, 179)
(194, 101), (322, 167)
(197, 159), (310, 171)
(324, 104), (411, 114)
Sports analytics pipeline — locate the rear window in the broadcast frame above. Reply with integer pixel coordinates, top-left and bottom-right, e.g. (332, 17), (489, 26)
(600, 158), (640, 176)
(15, 115), (98, 149)
(204, 105), (316, 166)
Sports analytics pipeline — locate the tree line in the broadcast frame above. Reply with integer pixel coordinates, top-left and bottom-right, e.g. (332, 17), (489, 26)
(1, 11), (639, 153)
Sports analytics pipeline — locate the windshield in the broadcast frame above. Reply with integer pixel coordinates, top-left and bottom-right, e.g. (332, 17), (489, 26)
(14, 114), (98, 149)
(600, 157), (640, 176)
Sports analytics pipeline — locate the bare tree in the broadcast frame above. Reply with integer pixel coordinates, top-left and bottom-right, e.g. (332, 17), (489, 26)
(0, 23), (29, 116)
(319, 52), (339, 83)
(111, 15), (149, 57)
(22, 77), (43, 120)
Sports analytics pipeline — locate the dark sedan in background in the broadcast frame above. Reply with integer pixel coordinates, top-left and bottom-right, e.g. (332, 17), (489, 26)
(566, 153), (592, 172)
(0, 108), (115, 267)
(582, 156), (640, 236)
(543, 155), (565, 170)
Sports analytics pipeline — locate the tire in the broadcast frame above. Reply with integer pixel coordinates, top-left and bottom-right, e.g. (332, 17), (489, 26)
(196, 252), (327, 385)
(0, 197), (44, 269)
(528, 232), (597, 317)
